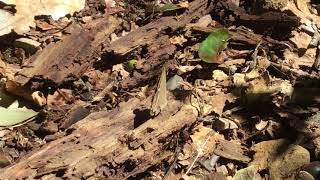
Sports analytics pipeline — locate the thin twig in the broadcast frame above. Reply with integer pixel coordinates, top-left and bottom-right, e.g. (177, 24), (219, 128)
(185, 131), (213, 175)
(163, 137), (181, 180)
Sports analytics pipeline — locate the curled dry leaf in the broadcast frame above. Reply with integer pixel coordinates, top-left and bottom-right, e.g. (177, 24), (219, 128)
(169, 35), (187, 46)
(31, 91), (46, 106)
(47, 89), (73, 106)
(0, 0), (85, 36)
(112, 64), (130, 79)
(5, 80), (44, 106)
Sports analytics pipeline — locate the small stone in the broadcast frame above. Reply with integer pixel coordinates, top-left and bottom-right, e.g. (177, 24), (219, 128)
(44, 132), (64, 142)
(61, 106), (89, 130)
(297, 171), (315, 180)
(82, 16), (92, 23)
(216, 165), (229, 175)
(26, 121), (41, 131)
(45, 121), (59, 134)
(302, 161), (320, 179)
(14, 38), (41, 54)
(195, 15), (212, 28)
(166, 75), (184, 91)
(212, 117), (238, 131)
(212, 70), (228, 81)
(251, 139), (310, 180)
(0, 151), (10, 168)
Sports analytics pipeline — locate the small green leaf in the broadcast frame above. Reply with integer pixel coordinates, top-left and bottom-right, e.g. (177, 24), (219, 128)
(159, 3), (182, 12)
(198, 28), (229, 63)
(127, 59), (137, 71)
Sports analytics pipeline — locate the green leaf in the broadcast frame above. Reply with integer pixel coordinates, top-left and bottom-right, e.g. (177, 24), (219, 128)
(198, 28), (229, 63)
(159, 3), (182, 12)
(127, 59), (137, 71)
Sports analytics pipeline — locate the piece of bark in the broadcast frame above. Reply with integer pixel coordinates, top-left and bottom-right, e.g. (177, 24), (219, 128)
(104, 0), (215, 56)
(109, 0), (215, 90)
(190, 25), (292, 50)
(13, 16), (121, 86)
(214, 1), (300, 37)
(0, 96), (198, 179)
(213, 139), (251, 163)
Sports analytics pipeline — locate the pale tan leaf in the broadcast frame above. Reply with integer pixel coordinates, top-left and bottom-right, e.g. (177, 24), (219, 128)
(151, 67), (167, 115)
(0, 0), (85, 36)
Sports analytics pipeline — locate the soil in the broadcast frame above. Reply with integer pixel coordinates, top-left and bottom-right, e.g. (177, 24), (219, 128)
(1, 0), (320, 179)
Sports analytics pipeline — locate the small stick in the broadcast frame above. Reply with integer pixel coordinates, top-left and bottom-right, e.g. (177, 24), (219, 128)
(185, 131), (213, 175)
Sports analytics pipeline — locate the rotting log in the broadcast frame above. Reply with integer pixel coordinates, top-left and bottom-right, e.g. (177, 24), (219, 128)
(13, 0), (215, 87)
(0, 97), (198, 179)
(13, 16), (121, 85)
(104, 0), (215, 56)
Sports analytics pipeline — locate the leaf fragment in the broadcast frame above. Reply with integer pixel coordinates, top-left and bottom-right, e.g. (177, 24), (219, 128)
(0, 101), (38, 127)
(151, 67), (167, 115)
(159, 3), (182, 12)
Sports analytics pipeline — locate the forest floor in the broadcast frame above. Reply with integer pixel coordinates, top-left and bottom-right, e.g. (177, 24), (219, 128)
(0, 0), (320, 179)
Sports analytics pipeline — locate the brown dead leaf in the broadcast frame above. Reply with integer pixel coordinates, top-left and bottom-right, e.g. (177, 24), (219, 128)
(257, 56), (271, 70)
(35, 20), (56, 31)
(190, 125), (214, 152)
(207, 93), (230, 116)
(112, 64), (130, 79)
(178, 1), (189, 8)
(290, 31), (312, 49)
(84, 69), (110, 91)
(283, 49), (316, 68)
(255, 120), (269, 131)
(169, 35), (187, 46)
(47, 89), (73, 106)
(285, 0), (320, 26)
(0, 58), (19, 80)
(213, 139), (251, 163)
(194, 15), (212, 28)
(5, 80), (34, 101)
(151, 67), (167, 115)
(176, 65), (202, 75)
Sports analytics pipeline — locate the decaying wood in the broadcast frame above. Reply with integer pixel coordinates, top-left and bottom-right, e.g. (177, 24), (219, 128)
(13, 0), (214, 89)
(190, 25), (292, 50)
(0, 96), (198, 179)
(214, 1), (300, 32)
(104, 0), (215, 56)
(109, 0), (216, 89)
(13, 16), (121, 85)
